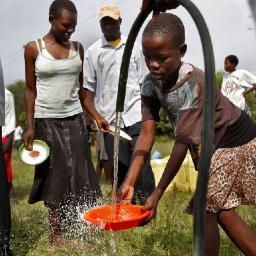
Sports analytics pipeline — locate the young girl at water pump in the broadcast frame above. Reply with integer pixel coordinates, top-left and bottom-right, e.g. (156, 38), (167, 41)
(119, 13), (256, 255)
(23, 0), (101, 245)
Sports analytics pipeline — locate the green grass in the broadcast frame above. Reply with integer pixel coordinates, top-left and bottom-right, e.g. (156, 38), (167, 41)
(10, 141), (256, 256)
(152, 135), (174, 158)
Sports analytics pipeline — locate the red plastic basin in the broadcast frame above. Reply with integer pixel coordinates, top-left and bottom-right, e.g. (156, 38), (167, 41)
(83, 204), (151, 231)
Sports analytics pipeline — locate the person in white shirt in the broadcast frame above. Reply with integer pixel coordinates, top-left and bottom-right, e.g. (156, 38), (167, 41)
(13, 124), (23, 150)
(2, 88), (16, 188)
(221, 55), (256, 115)
(84, 3), (155, 204)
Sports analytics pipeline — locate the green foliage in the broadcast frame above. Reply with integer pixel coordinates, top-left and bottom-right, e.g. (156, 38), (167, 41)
(155, 108), (173, 136)
(152, 135), (174, 158)
(7, 80), (26, 127)
(246, 93), (256, 121)
(215, 70), (224, 89)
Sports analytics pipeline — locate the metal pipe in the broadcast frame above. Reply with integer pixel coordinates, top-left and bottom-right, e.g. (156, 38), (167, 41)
(176, 1), (216, 255)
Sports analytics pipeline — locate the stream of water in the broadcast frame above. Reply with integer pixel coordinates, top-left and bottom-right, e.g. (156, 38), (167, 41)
(111, 112), (122, 213)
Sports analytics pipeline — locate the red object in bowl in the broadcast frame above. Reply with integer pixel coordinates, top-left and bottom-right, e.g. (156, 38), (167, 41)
(83, 204), (151, 231)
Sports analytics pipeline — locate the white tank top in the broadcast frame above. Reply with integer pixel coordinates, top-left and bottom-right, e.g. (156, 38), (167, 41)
(34, 38), (82, 118)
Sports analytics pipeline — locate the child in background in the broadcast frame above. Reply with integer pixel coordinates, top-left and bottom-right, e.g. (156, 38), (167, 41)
(221, 54), (256, 115)
(118, 13), (256, 255)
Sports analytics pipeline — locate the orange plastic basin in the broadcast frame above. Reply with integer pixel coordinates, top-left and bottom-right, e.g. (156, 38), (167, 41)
(83, 204), (150, 231)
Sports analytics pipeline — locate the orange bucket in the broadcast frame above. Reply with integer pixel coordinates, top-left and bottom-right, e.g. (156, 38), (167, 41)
(83, 204), (151, 231)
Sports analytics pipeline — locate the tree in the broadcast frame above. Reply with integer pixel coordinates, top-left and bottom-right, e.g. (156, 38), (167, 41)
(215, 70), (224, 89)
(155, 108), (173, 136)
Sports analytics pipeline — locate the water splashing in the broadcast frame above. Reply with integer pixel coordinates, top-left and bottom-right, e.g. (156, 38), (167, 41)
(111, 112), (122, 207)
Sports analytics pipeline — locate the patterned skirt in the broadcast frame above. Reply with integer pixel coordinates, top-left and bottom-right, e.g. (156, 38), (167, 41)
(186, 137), (256, 214)
(206, 137), (256, 213)
(28, 113), (101, 210)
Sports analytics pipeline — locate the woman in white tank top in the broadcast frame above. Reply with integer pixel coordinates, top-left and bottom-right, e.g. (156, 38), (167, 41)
(23, 0), (101, 246)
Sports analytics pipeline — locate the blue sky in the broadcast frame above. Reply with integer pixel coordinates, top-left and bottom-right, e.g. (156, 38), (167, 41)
(0, 0), (255, 85)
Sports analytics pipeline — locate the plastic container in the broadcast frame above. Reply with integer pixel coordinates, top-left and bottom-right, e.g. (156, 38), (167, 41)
(18, 140), (49, 166)
(174, 153), (198, 192)
(83, 204), (151, 231)
(150, 157), (175, 191)
(151, 154), (198, 192)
